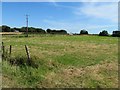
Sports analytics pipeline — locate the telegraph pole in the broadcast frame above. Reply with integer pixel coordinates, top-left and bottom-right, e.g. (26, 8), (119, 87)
(26, 14), (29, 37)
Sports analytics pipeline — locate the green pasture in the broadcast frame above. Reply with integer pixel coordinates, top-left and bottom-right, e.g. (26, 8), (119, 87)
(2, 34), (118, 88)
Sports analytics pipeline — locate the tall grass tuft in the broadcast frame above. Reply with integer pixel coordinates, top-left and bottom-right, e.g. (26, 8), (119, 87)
(2, 47), (38, 68)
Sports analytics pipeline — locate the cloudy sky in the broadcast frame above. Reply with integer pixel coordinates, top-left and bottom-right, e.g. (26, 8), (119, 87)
(2, 1), (118, 34)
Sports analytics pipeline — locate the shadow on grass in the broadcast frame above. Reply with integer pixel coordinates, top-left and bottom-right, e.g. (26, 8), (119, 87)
(3, 55), (39, 68)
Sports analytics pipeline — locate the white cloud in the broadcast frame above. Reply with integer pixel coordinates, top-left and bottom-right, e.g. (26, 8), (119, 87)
(49, 1), (76, 9)
(49, 2), (118, 24)
(74, 2), (118, 23)
(43, 2), (118, 34)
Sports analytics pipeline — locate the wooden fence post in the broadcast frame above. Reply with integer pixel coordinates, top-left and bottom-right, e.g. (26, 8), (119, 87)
(2, 46), (5, 57)
(25, 45), (31, 65)
(2, 42), (4, 57)
(9, 45), (12, 56)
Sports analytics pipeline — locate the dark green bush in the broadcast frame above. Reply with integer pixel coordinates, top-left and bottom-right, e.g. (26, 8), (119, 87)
(99, 30), (109, 36)
(2, 25), (11, 32)
(112, 31), (120, 37)
(46, 29), (67, 34)
(80, 30), (88, 35)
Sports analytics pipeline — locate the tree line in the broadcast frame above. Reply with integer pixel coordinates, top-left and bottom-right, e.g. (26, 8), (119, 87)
(79, 30), (120, 37)
(1, 25), (67, 34)
(1, 25), (120, 37)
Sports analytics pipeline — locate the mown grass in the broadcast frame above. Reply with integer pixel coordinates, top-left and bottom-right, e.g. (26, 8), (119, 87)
(2, 34), (118, 88)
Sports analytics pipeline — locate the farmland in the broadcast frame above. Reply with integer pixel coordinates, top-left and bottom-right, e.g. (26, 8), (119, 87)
(2, 34), (118, 88)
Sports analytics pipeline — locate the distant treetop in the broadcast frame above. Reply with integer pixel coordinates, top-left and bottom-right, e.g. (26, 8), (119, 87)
(99, 30), (109, 36)
(80, 29), (88, 35)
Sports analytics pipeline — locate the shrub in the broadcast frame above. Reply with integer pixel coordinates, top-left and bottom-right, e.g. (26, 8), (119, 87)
(10, 28), (15, 32)
(46, 29), (67, 34)
(80, 30), (88, 35)
(35, 28), (46, 34)
(99, 30), (109, 36)
(112, 31), (120, 37)
(2, 25), (11, 32)
(46, 29), (51, 33)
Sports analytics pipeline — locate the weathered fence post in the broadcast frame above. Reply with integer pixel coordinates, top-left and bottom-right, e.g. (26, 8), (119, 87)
(25, 45), (31, 65)
(9, 45), (12, 56)
(2, 42), (5, 57)
(2, 46), (5, 58)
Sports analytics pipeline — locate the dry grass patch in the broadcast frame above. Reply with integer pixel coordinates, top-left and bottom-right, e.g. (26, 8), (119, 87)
(2, 75), (18, 88)
(42, 60), (118, 88)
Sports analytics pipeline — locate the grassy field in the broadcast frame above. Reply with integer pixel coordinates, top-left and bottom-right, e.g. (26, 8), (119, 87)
(2, 34), (118, 88)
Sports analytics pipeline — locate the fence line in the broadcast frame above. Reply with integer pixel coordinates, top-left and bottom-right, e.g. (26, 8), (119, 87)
(25, 45), (31, 65)
(2, 42), (31, 65)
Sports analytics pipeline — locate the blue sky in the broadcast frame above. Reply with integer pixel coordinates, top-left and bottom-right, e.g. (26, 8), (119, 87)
(2, 2), (118, 34)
